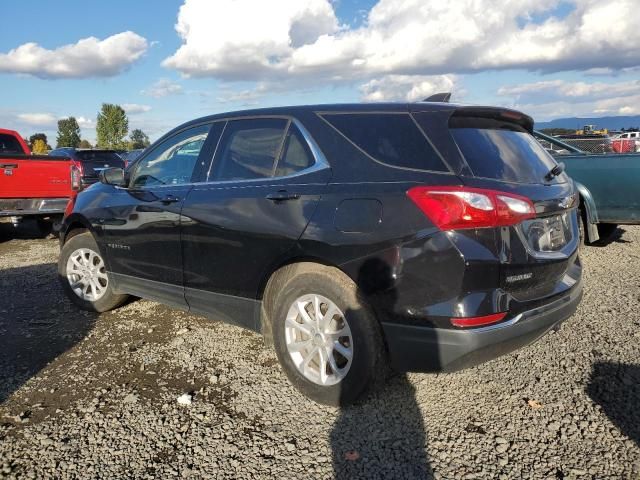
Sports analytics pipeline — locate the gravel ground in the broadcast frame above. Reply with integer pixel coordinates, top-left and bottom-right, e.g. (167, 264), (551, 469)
(0, 224), (639, 479)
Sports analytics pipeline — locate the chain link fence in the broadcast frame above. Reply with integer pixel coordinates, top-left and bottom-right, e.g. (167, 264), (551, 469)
(539, 136), (640, 155)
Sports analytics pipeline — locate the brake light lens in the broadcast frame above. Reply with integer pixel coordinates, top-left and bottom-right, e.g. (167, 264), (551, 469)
(450, 312), (507, 328)
(70, 164), (82, 191)
(407, 186), (535, 230)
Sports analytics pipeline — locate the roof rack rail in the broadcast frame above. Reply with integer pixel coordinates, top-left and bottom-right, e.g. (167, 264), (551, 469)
(423, 92), (451, 103)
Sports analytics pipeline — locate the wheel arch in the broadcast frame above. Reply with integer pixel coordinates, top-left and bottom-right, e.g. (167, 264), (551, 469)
(60, 214), (96, 245)
(257, 255), (354, 346)
(256, 254), (391, 360)
(576, 181), (600, 243)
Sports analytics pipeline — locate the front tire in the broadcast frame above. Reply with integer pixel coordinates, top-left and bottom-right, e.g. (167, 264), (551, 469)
(58, 232), (128, 312)
(269, 263), (385, 406)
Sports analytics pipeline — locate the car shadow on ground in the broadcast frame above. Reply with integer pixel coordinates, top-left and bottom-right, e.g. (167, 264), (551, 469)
(330, 257), (434, 479)
(0, 221), (54, 244)
(587, 361), (640, 446)
(0, 263), (98, 404)
(330, 374), (432, 479)
(591, 227), (632, 247)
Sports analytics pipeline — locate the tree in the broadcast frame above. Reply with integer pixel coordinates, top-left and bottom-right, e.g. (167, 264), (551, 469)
(29, 133), (51, 150)
(78, 139), (93, 149)
(32, 139), (48, 154)
(96, 104), (129, 149)
(539, 128), (575, 136)
(129, 129), (150, 149)
(56, 117), (81, 148)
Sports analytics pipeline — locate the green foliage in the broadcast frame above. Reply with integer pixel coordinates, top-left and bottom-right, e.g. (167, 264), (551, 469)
(539, 128), (575, 136)
(78, 139), (93, 149)
(29, 133), (51, 150)
(56, 117), (81, 148)
(32, 139), (48, 154)
(96, 104), (129, 149)
(129, 129), (150, 149)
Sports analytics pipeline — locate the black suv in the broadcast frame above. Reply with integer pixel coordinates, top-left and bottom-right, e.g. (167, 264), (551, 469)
(58, 103), (582, 405)
(49, 148), (125, 187)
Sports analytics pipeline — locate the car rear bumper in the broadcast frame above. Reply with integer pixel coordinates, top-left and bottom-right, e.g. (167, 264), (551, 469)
(381, 278), (583, 372)
(0, 198), (69, 217)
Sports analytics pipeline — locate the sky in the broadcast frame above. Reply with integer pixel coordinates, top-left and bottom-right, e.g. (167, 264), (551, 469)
(1, 0), (639, 144)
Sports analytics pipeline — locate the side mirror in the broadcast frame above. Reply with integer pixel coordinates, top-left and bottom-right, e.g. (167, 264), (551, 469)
(99, 167), (126, 187)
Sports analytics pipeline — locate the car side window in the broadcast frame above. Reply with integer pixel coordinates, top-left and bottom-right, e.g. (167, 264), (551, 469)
(209, 118), (288, 181)
(322, 113), (448, 172)
(274, 125), (314, 177)
(131, 124), (211, 188)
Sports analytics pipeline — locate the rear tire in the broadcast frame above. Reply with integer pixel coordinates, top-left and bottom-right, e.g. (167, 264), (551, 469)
(577, 208), (587, 246)
(268, 263), (385, 406)
(58, 232), (129, 312)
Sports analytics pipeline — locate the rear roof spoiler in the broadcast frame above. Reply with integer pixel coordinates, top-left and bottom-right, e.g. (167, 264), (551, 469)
(423, 92), (452, 103)
(450, 106), (534, 133)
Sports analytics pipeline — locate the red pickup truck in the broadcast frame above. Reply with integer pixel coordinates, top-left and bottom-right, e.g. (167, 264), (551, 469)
(0, 128), (82, 232)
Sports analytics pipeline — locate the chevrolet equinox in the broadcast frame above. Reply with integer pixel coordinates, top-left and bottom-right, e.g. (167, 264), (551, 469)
(58, 102), (583, 405)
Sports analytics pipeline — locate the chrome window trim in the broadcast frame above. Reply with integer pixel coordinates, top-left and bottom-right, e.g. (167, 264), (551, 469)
(271, 119), (292, 177)
(205, 121), (228, 180)
(127, 115), (329, 190)
(196, 116), (329, 186)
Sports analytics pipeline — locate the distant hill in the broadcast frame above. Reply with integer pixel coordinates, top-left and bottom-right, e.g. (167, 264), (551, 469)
(535, 116), (640, 131)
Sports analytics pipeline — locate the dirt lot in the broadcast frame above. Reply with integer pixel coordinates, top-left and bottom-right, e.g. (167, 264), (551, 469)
(0, 224), (639, 479)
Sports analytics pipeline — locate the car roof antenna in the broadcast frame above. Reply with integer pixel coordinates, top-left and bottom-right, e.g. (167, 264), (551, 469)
(423, 92), (451, 103)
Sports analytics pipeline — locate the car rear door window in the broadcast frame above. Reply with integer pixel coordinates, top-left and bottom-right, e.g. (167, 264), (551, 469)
(131, 124), (211, 187)
(210, 118), (288, 181)
(321, 113), (448, 172)
(450, 117), (564, 184)
(274, 125), (314, 177)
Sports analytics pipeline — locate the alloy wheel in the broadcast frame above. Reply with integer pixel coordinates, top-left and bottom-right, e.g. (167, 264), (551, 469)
(66, 248), (109, 302)
(284, 294), (353, 386)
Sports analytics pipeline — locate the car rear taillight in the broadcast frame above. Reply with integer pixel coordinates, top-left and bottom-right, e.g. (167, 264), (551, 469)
(70, 164), (82, 191)
(450, 312), (507, 328)
(407, 186), (535, 230)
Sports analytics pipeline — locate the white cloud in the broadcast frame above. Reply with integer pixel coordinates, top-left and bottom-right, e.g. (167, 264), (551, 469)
(76, 116), (95, 129)
(122, 103), (152, 114)
(163, 0), (339, 79)
(498, 79), (640, 101)
(497, 79), (640, 120)
(17, 113), (58, 127)
(360, 75), (457, 102)
(164, 0), (640, 85)
(216, 83), (271, 104)
(0, 32), (148, 79)
(142, 78), (183, 98)
(16, 113), (97, 132)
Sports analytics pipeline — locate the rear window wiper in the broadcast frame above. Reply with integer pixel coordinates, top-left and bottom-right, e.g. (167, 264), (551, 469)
(545, 162), (565, 181)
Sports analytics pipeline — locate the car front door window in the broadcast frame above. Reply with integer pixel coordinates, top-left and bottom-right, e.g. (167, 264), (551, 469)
(209, 118), (288, 181)
(131, 124), (211, 188)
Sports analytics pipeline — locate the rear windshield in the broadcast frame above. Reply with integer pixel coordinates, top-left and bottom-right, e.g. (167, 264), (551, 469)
(450, 119), (564, 184)
(76, 151), (124, 164)
(322, 113), (448, 172)
(0, 134), (24, 154)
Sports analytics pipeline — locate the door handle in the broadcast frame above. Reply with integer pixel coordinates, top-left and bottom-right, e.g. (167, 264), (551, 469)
(266, 191), (301, 202)
(160, 194), (181, 204)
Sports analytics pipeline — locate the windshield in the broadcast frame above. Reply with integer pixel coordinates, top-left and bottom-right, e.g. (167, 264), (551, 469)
(451, 127), (565, 184)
